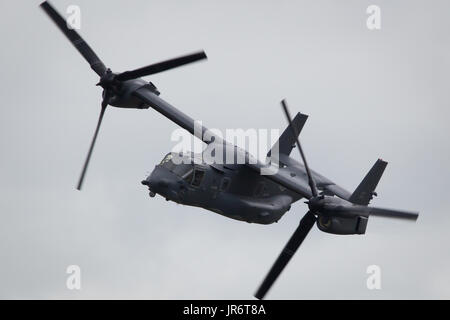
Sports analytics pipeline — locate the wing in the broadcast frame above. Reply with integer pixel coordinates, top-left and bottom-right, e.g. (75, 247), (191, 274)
(247, 159), (353, 202)
(276, 153), (352, 200)
(133, 85), (348, 201)
(133, 86), (217, 144)
(246, 162), (313, 199)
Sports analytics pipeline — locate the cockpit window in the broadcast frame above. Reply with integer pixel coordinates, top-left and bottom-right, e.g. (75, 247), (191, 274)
(183, 169), (194, 183)
(159, 153), (205, 186)
(160, 153), (173, 165)
(182, 167), (205, 187)
(191, 170), (205, 187)
(160, 153), (192, 176)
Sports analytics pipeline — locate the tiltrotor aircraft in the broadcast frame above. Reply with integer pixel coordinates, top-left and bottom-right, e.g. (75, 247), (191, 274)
(41, 1), (419, 299)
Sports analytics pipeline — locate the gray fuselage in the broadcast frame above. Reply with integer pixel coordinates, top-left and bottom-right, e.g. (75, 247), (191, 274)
(142, 153), (301, 224)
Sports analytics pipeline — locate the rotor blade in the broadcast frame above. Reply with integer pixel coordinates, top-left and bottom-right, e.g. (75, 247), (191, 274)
(333, 205), (419, 221)
(40, 1), (107, 76)
(366, 207), (419, 221)
(76, 103), (107, 190)
(116, 51), (207, 81)
(255, 211), (317, 300)
(281, 100), (318, 197)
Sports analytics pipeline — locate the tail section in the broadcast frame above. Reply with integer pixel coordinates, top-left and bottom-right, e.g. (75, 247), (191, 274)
(268, 112), (308, 158)
(349, 159), (387, 205)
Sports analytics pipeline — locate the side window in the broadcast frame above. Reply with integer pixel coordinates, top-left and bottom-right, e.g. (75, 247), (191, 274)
(191, 169), (205, 187)
(220, 177), (231, 191)
(183, 169), (194, 183)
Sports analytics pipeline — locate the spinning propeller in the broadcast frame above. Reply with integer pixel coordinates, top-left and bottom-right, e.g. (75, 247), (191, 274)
(254, 100), (418, 299)
(40, 1), (207, 190)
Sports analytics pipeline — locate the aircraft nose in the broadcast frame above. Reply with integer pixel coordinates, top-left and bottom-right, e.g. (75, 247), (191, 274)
(141, 166), (186, 201)
(142, 171), (177, 193)
(141, 178), (169, 189)
(157, 179), (170, 188)
(141, 176), (162, 198)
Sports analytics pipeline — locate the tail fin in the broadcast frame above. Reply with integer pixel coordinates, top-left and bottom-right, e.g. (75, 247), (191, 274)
(349, 159), (387, 205)
(268, 112), (308, 158)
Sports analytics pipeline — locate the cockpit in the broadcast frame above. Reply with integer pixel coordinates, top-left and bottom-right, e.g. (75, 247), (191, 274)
(159, 153), (192, 177)
(154, 152), (206, 188)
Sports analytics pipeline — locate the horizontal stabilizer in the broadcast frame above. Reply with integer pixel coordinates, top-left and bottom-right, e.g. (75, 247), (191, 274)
(349, 159), (387, 205)
(268, 112), (308, 158)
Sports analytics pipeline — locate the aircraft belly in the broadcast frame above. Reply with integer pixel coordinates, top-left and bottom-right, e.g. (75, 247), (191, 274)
(207, 193), (293, 225)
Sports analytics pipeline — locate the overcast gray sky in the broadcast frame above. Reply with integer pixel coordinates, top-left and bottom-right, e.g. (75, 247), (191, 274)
(1, 0), (450, 299)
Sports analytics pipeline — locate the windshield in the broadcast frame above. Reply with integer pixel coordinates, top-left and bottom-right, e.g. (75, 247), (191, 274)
(160, 153), (193, 177)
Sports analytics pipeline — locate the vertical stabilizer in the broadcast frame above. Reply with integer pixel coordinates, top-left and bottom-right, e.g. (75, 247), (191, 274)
(268, 112), (308, 158)
(349, 159), (387, 205)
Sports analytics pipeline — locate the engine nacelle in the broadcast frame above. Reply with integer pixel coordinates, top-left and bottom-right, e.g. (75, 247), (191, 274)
(317, 215), (368, 235)
(108, 79), (157, 109)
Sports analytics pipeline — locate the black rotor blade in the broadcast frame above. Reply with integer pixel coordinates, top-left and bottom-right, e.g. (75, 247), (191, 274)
(40, 1), (107, 76)
(255, 211), (317, 300)
(76, 102), (107, 190)
(281, 100), (318, 197)
(116, 51), (207, 82)
(329, 205), (418, 221)
(364, 206), (419, 221)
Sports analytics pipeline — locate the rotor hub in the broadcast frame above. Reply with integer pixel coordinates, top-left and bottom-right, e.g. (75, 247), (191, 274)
(96, 69), (117, 89)
(307, 195), (325, 212)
